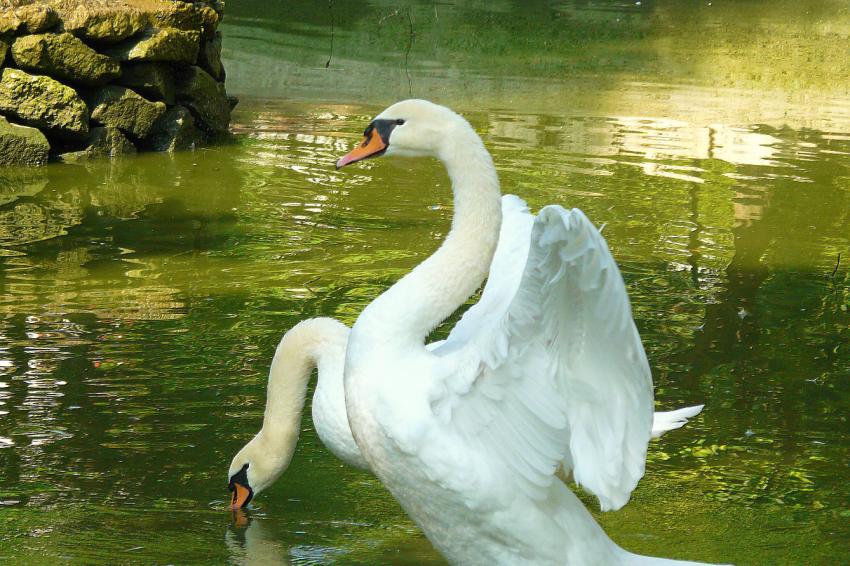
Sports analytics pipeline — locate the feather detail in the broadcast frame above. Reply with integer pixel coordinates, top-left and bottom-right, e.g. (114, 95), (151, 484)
(429, 200), (654, 512)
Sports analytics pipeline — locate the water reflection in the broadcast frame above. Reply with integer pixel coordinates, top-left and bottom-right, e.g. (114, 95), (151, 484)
(225, 510), (443, 566)
(226, 514), (292, 566)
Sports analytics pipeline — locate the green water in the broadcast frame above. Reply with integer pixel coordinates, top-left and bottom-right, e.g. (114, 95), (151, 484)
(1, 1), (849, 564)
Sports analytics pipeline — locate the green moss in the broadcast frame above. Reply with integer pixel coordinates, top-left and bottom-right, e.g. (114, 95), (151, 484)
(0, 11), (21, 35)
(88, 84), (166, 139)
(14, 4), (58, 34)
(106, 28), (200, 64)
(60, 3), (148, 43)
(11, 32), (121, 86)
(0, 37), (9, 68)
(0, 114), (50, 165)
(0, 67), (88, 136)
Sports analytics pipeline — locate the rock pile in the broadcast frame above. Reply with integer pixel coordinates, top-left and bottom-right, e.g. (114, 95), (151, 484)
(0, 0), (235, 165)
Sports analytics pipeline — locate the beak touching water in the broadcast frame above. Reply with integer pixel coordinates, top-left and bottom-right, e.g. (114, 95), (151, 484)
(230, 481), (253, 510)
(228, 463), (253, 510)
(336, 126), (388, 169)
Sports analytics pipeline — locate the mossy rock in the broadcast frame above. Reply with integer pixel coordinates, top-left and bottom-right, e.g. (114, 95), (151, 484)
(59, 3), (148, 43)
(12, 32), (121, 86)
(91, 125), (137, 156)
(58, 126), (136, 162)
(144, 104), (201, 151)
(0, 0), (227, 162)
(0, 38), (8, 68)
(106, 28), (200, 64)
(15, 4), (58, 34)
(175, 65), (229, 134)
(208, 0), (226, 18)
(148, 1), (205, 32)
(195, 4), (220, 37)
(0, 12), (21, 35)
(118, 62), (175, 103)
(89, 85), (166, 139)
(0, 68), (89, 137)
(198, 31), (222, 80)
(49, 0), (221, 42)
(0, 115), (50, 166)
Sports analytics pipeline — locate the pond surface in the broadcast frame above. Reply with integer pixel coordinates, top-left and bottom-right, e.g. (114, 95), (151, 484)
(1, 1), (849, 564)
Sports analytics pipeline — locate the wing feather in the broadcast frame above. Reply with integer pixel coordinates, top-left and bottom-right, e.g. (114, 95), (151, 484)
(430, 202), (654, 511)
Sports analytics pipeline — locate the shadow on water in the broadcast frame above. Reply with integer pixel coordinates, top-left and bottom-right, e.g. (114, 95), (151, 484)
(1, 1), (849, 564)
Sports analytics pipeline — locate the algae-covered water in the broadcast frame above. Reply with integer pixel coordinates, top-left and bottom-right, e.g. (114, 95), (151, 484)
(1, 1), (849, 564)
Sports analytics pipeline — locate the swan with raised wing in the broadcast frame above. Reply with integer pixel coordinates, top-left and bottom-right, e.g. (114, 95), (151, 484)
(228, 99), (721, 565)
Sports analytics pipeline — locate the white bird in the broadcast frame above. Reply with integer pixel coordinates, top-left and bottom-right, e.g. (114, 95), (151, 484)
(229, 99), (721, 565)
(226, 315), (701, 502)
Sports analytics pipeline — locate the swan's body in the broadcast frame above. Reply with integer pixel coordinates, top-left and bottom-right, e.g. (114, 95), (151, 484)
(228, 100), (722, 565)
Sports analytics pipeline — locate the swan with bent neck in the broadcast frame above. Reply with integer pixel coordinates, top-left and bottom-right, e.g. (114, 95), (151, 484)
(227, 318), (366, 506)
(228, 100), (721, 565)
(228, 316), (702, 505)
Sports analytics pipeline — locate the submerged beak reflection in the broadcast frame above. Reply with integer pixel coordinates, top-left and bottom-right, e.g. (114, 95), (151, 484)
(230, 507), (249, 527)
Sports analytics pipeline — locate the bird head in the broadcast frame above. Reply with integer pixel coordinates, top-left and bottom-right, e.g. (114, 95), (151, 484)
(336, 99), (467, 168)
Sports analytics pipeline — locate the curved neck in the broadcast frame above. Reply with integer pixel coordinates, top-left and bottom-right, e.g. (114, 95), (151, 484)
(257, 318), (349, 457)
(362, 125), (502, 345)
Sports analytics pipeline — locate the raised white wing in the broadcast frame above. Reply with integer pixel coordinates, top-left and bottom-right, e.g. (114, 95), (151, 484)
(431, 203), (654, 511)
(435, 194), (535, 351)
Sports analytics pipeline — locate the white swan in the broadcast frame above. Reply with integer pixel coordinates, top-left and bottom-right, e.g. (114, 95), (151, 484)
(228, 99), (720, 565)
(340, 100), (720, 565)
(227, 315), (701, 506)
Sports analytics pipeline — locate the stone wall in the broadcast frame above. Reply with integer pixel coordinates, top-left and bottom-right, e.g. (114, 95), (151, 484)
(0, 0), (235, 165)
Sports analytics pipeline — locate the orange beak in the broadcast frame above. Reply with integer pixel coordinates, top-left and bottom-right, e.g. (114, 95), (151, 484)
(230, 482), (252, 510)
(336, 128), (387, 169)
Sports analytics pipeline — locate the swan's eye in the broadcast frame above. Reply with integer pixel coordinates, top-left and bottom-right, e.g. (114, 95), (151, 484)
(395, 119), (405, 125)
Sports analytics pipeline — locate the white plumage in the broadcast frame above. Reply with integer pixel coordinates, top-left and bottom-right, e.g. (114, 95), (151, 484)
(427, 195), (653, 511)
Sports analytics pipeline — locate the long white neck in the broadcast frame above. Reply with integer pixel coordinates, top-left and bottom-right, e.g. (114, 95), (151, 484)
(361, 124), (502, 344)
(256, 318), (349, 461)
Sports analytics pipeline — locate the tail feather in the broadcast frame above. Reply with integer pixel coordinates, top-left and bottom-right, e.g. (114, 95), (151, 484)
(651, 405), (705, 439)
